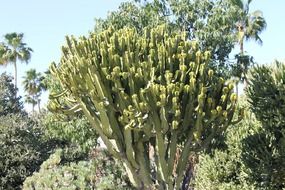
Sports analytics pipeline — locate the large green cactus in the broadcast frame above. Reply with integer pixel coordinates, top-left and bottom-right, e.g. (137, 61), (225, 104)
(49, 25), (240, 189)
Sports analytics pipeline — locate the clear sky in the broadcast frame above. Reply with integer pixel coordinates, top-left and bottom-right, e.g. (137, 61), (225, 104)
(0, 0), (284, 111)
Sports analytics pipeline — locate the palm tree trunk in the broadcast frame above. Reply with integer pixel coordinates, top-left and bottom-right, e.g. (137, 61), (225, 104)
(243, 77), (248, 91)
(38, 99), (41, 112)
(236, 81), (239, 98)
(237, 24), (243, 98)
(32, 104), (35, 114)
(13, 60), (17, 93)
(240, 41), (244, 55)
(238, 24), (244, 55)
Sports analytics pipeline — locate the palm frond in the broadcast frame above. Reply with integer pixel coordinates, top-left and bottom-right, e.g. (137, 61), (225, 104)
(0, 44), (8, 65)
(22, 69), (45, 98)
(1, 33), (32, 64)
(18, 47), (32, 63)
(229, 0), (244, 10)
(4, 33), (24, 48)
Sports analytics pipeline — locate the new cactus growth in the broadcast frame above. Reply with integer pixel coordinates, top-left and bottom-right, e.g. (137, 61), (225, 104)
(49, 25), (240, 190)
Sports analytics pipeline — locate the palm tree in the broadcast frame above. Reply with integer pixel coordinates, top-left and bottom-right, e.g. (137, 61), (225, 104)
(0, 33), (33, 90)
(230, 0), (266, 94)
(22, 69), (45, 113)
(235, 0), (267, 54)
(24, 95), (37, 114)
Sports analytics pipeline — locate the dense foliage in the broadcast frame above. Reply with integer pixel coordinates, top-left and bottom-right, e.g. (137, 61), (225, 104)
(94, 0), (265, 78)
(0, 71), (90, 189)
(0, 114), (55, 190)
(0, 73), (24, 116)
(43, 113), (99, 153)
(194, 62), (285, 189)
(246, 62), (285, 189)
(23, 149), (134, 190)
(194, 100), (260, 190)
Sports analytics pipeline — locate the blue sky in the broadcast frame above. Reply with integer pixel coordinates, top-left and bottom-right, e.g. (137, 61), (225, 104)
(0, 0), (284, 111)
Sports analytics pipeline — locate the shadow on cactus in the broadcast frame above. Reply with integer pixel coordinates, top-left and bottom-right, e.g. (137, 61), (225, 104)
(48, 25), (241, 189)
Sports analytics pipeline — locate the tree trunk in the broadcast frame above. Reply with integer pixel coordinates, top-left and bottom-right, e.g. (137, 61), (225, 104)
(32, 103), (35, 114)
(240, 40), (244, 55)
(181, 155), (198, 190)
(236, 81), (239, 97)
(13, 60), (17, 95)
(38, 99), (41, 112)
(238, 24), (245, 55)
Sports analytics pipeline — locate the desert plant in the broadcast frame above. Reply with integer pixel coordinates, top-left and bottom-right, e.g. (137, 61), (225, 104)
(48, 25), (240, 189)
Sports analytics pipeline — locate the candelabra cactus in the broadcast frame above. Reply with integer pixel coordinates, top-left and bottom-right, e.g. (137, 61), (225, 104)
(48, 25), (240, 190)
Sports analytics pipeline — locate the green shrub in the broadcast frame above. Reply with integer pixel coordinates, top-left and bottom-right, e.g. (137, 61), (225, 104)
(194, 61), (285, 189)
(42, 112), (98, 154)
(244, 61), (285, 189)
(193, 104), (260, 190)
(43, 70), (99, 156)
(23, 148), (134, 190)
(0, 73), (24, 116)
(0, 114), (54, 190)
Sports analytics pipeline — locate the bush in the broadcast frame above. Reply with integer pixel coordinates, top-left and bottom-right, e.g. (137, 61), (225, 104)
(193, 102), (260, 190)
(42, 112), (99, 154)
(244, 61), (285, 189)
(0, 114), (55, 190)
(194, 62), (285, 189)
(23, 148), (134, 190)
(43, 71), (99, 156)
(0, 73), (24, 116)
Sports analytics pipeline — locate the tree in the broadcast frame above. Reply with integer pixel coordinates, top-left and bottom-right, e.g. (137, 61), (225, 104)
(42, 112), (99, 153)
(0, 73), (24, 116)
(22, 69), (45, 113)
(49, 26), (241, 189)
(94, 0), (256, 78)
(233, 0), (267, 54)
(0, 33), (33, 90)
(94, 1), (168, 35)
(231, 0), (267, 91)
